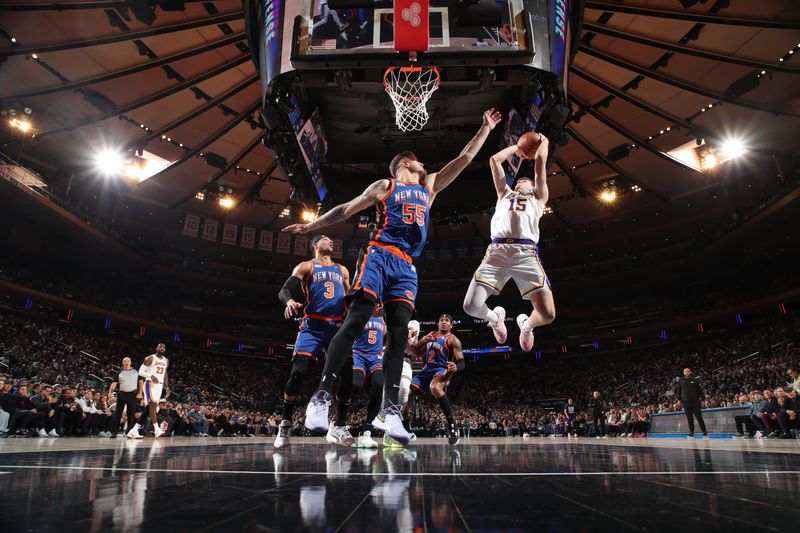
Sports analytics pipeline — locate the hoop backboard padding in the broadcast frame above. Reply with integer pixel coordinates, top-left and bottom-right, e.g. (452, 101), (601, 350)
(384, 66), (440, 132)
(394, 0), (430, 52)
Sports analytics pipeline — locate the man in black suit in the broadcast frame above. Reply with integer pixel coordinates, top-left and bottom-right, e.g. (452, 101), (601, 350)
(676, 367), (708, 439)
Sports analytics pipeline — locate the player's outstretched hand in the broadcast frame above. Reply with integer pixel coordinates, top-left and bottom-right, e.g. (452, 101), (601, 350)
(284, 300), (304, 319)
(483, 108), (502, 130)
(282, 223), (311, 234)
(535, 134), (550, 159)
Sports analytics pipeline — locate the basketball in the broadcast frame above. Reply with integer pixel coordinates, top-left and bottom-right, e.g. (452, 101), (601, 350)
(518, 132), (542, 159)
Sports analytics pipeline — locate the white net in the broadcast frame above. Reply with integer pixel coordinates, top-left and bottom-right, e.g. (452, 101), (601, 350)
(383, 66), (440, 132)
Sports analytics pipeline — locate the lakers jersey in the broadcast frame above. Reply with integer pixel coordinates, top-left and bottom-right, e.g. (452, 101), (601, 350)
(422, 333), (453, 368)
(371, 180), (431, 258)
(303, 260), (346, 319)
(146, 354), (168, 379)
(490, 190), (544, 243)
(353, 317), (385, 356)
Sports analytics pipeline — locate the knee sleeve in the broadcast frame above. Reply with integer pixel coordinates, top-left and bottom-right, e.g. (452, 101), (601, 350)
(285, 357), (311, 396)
(399, 362), (412, 406)
(352, 370), (366, 393)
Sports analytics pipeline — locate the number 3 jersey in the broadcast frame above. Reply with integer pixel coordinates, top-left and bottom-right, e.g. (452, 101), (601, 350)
(371, 180), (431, 258)
(303, 260), (347, 319)
(491, 189), (544, 243)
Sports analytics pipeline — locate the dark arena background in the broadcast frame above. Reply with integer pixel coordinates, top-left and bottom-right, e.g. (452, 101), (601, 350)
(1, 0), (799, 531)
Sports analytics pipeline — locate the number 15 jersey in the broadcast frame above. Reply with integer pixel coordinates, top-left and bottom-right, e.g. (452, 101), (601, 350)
(491, 189), (543, 243)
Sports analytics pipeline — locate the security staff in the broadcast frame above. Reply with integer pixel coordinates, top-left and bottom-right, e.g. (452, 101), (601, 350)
(676, 367), (708, 439)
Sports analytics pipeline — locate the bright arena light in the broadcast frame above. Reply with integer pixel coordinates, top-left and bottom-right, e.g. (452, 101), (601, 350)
(93, 149), (126, 176)
(301, 209), (318, 223)
(218, 197), (235, 209)
(599, 190), (617, 203)
(719, 139), (746, 160)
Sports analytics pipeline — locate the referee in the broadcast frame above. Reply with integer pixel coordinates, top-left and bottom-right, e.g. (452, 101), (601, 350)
(109, 357), (140, 438)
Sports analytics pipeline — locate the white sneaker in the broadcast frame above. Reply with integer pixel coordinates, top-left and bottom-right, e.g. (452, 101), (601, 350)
(48, 429), (59, 438)
(37, 428), (48, 438)
(127, 424), (141, 439)
(755, 431), (764, 439)
(516, 314), (534, 352)
(488, 306), (507, 344)
(326, 423), (355, 447)
(356, 430), (379, 449)
(305, 391), (332, 431)
(154, 426), (165, 438)
(379, 403), (410, 445)
(274, 420), (291, 449)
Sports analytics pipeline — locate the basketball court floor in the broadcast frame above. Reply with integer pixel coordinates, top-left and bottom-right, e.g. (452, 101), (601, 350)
(1, 437), (798, 531)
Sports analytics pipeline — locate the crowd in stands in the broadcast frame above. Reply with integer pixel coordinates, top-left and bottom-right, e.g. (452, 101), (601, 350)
(1, 310), (798, 440)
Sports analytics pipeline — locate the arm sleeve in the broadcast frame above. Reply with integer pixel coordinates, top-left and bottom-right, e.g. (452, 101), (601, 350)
(455, 359), (466, 372)
(279, 275), (303, 305)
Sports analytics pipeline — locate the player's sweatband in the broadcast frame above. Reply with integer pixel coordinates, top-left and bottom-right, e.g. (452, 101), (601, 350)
(279, 276), (303, 305)
(456, 359), (465, 372)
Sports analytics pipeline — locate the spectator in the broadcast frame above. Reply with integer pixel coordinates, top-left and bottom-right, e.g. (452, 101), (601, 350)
(75, 389), (100, 436)
(29, 384), (59, 437)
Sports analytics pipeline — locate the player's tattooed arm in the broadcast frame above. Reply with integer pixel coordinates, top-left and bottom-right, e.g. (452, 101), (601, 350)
(447, 336), (466, 372)
(428, 108), (502, 197)
(283, 179), (390, 234)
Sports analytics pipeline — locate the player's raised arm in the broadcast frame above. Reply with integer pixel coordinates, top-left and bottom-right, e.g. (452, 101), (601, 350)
(428, 109), (502, 197)
(533, 135), (550, 206)
(489, 144), (519, 197)
(283, 179), (391, 234)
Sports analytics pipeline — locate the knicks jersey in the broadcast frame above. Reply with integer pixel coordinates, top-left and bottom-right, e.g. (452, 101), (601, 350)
(371, 180), (430, 257)
(304, 260), (346, 319)
(353, 317), (385, 355)
(491, 190), (544, 243)
(422, 333), (453, 369)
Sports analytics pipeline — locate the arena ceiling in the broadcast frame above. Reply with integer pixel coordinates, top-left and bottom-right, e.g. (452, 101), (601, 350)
(1, 0), (798, 243)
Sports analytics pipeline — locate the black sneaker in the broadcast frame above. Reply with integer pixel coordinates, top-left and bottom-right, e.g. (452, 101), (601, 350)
(448, 424), (460, 445)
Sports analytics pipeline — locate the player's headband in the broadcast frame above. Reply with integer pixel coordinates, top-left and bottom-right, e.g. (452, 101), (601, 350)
(310, 235), (328, 248)
(439, 314), (453, 322)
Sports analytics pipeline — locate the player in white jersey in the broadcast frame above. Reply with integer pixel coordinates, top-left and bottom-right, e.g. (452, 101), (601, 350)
(462, 134), (555, 352)
(127, 342), (170, 438)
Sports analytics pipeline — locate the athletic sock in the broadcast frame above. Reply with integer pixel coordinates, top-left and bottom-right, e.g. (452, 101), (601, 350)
(438, 396), (455, 426)
(281, 399), (295, 420)
(486, 308), (499, 324)
(335, 400), (349, 426)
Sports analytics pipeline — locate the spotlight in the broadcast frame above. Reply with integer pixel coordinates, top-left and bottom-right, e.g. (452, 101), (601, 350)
(195, 192), (205, 200)
(700, 152), (719, 171)
(8, 118), (32, 133)
(599, 190), (617, 203)
(301, 209), (318, 223)
(93, 149), (126, 176)
(219, 197), (235, 209)
(719, 139), (746, 160)
(279, 207), (291, 218)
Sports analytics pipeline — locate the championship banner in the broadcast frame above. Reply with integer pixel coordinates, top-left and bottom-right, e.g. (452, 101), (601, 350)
(294, 235), (308, 255)
(202, 219), (218, 242)
(332, 239), (343, 259)
(182, 214), (200, 238)
(276, 232), (291, 254)
(241, 227), (256, 249)
(258, 230), (274, 251)
(222, 223), (238, 246)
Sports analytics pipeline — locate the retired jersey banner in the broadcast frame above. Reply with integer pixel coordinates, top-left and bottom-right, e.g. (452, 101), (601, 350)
(240, 227), (256, 249)
(182, 214), (200, 238)
(276, 232), (291, 254)
(294, 235), (308, 255)
(222, 223), (238, 246)
(258, 230), (274, 251)
(332, 239), (343, 259)
(202, 219), (218, 242)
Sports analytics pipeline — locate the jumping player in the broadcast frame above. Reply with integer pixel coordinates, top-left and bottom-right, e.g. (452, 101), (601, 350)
(127, 343), (169, 439)
(408, 314), (464, 445)
(462, 134), (555, 351)
(274, 235), (352, 448)
(284, 109), (502, 445)
(352, 306), (386, 448)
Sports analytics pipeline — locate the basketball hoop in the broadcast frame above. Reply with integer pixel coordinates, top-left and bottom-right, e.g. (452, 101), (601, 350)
(383, 66), (440, 132)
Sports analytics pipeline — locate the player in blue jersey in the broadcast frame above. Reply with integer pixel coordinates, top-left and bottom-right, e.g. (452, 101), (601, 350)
(284, 109), (502, 445)
(564, 398), (577, 437)
(274, 235), (352, 448)
(352, 305), (386, 448)
(407, 314), (465, 445)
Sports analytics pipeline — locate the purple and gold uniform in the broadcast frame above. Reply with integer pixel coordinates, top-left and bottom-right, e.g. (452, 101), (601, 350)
(352, 316), (385, 378)
(293, 260), (347, 361)
(350, 180), (431, 308)
(411, 332), (455, 395)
